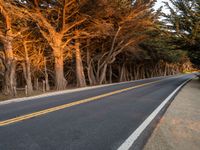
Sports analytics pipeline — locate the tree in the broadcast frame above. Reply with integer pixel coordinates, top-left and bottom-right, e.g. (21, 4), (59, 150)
(81, 0), (158, 84)
(9, 0), (88, 90)
(163, 0), (200, 67)
(0, 0), (17, 95)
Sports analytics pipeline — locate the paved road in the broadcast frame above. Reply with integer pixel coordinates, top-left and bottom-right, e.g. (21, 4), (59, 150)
(0, 74), (194, 150)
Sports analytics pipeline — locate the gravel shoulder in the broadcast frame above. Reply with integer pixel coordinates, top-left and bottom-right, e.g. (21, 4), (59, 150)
(144, 78), (200, 150)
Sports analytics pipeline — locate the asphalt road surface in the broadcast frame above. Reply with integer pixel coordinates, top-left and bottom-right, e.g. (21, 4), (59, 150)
(0, 74), (194, 150)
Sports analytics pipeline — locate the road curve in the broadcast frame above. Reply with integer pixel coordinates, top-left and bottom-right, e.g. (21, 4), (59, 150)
(0, 74), (194, 150)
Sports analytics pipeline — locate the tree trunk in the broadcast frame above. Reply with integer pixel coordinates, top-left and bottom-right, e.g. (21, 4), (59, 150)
(3, 36), (16, 95)
(75, 41), (86, 87)
(120, 63), (126, 82)
(44, 57), (50, 91)
(54, 52), (67, 90)
(53, 42), (67, 90)
(22, 62), (33, 95)
(33, 77), (39, 90)
(99, 64), (108, 85)
(26, 61), (33, 94)
(88, 64), (97, 85)
(23, 41), (33, 95)
(86, 48), (96, 86)
(109, 65), (112, 83)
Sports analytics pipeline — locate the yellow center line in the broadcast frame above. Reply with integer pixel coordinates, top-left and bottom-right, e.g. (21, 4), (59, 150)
(0, 80), (162, 127)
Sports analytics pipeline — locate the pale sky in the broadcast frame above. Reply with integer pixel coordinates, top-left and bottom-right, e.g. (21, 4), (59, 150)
(154, 0), (170, 14)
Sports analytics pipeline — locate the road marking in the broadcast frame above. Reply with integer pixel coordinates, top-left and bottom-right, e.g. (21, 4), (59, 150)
(0, 80), (163, 127)
(117, 78), (192, 150)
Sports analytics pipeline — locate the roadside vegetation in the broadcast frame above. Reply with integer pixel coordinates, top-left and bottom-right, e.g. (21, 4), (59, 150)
(0, 0), (199, 98)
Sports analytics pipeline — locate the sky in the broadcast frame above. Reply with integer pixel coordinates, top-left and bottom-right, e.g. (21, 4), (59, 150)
(154, 0), (170, 14)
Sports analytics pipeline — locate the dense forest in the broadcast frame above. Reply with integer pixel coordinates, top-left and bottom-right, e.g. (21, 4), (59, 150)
(0, 0), (199, 97)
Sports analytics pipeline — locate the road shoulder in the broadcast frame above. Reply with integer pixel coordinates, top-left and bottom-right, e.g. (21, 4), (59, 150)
(144, 78), (200, 150)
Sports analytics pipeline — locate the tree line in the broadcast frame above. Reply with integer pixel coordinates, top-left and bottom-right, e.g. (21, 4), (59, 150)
(0, 0), (198, 96)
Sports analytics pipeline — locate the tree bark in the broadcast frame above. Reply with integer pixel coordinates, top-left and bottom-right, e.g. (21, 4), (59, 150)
(109, 65), (112, 83)
(0, 3), (16, 96)
(44, 57), (50, 91)
(54, 50), (67, 90)
(52, 38), (67, 90)
(2, 36), (16, 96)
(86, 47), (96, 86)
(33, 77), (39, 90)
(120, 63), (126, 82)
(23, 41), (33, 95)
(99, 64), (108, 85)
(75, 41), (86, 87)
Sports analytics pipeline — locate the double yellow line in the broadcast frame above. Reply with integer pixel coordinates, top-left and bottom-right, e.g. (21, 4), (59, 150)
(0, 80), (162, 127)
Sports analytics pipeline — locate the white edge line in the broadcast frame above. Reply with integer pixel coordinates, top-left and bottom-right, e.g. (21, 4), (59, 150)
(117, 77), (192, 150)
(0, 75), (176, 106)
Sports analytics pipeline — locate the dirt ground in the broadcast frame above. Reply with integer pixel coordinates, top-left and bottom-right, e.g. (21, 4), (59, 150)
(0, 90), (44, 102)
(0, 85), (77, 102)
(144, 78), (200, 150)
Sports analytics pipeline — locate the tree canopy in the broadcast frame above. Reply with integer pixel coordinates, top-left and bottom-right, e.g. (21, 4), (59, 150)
(163, 0), (200, 66)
